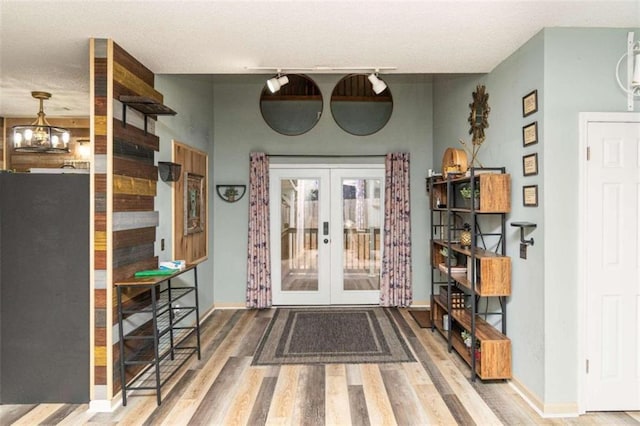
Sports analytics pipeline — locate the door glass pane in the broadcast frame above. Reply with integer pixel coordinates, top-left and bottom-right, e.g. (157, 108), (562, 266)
(280, 178), (319, 291)
(342, 178), (381, 291)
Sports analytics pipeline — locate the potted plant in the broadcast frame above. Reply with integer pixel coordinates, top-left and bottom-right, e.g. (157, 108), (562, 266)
(224, 187), (239, 202)
(440, 246), (457, 266)
(461, 330), (481, 359)
(460, 185), (480, 209)
(461, 330), (472, 348)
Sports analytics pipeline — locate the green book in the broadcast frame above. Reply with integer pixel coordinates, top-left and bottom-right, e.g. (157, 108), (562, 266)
(134, 269), (175, 277)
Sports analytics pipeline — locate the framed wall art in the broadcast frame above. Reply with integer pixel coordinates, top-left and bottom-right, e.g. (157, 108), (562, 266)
(523, 153), (538, 176)
(523, 185), (538, 207)
(185, 172), (205, 235)
(522, 121), (538, 146)
(522, 90), (538, 117)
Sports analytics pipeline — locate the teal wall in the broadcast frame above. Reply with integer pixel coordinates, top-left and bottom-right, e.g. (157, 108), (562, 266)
(211, 75), (433, 305)
(155, 75), (216, 311)
(434, 27), (638, 410)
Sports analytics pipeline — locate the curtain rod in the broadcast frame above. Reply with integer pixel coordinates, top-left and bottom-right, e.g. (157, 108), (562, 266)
(266, 154), (387, 158)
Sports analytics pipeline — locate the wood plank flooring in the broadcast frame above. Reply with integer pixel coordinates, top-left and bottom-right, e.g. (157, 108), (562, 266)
(1, 308), (638, 425)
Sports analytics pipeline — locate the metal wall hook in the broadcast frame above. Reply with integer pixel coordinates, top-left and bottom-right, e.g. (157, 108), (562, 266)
(510, 221), (536, 246)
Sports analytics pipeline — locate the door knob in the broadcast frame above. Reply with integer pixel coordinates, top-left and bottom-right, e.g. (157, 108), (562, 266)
(324, 238), (329, 244)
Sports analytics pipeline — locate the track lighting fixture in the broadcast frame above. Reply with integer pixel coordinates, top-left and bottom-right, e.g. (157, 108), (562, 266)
(266, 71), (289, 93)
(616, 31), (640, 111)
(367, 71), (387, 95)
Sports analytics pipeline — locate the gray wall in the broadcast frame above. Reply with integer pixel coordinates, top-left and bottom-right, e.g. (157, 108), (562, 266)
(155, 75), (216, 312)
(434, 27), (638, 410)
(211, 74), (433, 305)
(155, 26), (638, 410)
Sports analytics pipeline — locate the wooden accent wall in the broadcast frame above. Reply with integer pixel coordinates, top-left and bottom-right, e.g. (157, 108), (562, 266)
(91, 38), (109, 401)
(91, 38), (164, 403)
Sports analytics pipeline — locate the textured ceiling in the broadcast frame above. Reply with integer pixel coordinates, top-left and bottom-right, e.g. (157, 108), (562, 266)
(1, 0), (638, 116)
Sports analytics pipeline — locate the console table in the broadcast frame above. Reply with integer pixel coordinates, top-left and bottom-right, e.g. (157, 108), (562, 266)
(115, 264), (201, 406)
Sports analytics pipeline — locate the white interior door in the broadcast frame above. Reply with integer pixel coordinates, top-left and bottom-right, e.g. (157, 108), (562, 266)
(270, 165), (384, 305)
(585, 120), (640, 410)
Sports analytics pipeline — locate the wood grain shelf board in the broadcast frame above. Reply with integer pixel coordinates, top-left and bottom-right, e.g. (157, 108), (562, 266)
(449, 308), (509, 342)
(431, 300), (512, 380)
(429, 173), (510, 213)
(119, 96), (177, 116)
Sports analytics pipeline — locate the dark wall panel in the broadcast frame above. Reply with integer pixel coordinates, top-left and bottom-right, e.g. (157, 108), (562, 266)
(0, 173), (89, 403)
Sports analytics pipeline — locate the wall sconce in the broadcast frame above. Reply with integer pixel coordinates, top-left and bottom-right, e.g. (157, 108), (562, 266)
(216, 184), (247, 203)
(511, 221), (537, 259)
(76, 138), (90, 159)
(616, 31), (640, 111)
(158, 161), (182, 182)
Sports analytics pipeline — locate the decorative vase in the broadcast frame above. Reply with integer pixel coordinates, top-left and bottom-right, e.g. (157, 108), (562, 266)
(460, 223), (472, 248)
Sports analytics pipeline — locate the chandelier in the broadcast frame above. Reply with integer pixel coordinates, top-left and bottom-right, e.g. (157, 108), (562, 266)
(13, 91), (71, 153)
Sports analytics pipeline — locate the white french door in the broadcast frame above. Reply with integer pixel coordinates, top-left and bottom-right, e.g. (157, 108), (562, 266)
(583, 117), (640, 411)
(270, 165), (384, 305)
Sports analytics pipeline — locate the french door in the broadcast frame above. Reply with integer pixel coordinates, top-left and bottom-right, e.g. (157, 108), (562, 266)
(270, 165), (384, 305)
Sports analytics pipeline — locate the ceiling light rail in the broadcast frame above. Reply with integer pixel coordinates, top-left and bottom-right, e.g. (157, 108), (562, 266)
(246, 66), (396, 72)
(255, 66), (395, 94)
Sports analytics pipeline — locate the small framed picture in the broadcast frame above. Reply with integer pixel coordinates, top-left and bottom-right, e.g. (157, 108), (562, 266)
(522, 90), (538, 117)
(523, 153), (538, 176)
(522, 121), (538, 146)
(523, 185), (538, 207)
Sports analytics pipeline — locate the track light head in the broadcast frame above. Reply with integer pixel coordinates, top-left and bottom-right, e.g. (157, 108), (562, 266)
(267, 75), (290, 93)
(367, 73), (387, 95)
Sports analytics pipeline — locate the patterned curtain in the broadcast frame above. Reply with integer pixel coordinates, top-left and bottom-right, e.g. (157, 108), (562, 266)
(246, 152), (272, 309)
(380, 152), (412, 307)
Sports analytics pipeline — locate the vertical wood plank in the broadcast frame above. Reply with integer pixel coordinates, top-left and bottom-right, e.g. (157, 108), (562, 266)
(360, 364), (397, 426)
(325, 364), (350, 426)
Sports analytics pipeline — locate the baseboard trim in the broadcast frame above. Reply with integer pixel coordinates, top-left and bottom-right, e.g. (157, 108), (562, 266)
(88, 398), (121, 413)
(509, 376), (578, 418)
(213, 302), (247, 309)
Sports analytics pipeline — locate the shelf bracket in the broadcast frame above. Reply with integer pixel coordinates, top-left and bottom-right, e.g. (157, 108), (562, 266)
(511, 222), (536, 260)
(119, 95), (177, 135)
(510, 221), (536, 246)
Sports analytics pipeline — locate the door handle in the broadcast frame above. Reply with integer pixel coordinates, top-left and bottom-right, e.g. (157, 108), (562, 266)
(323, 238), (329, 244)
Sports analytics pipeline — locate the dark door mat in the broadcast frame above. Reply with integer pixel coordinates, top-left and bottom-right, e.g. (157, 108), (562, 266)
(408, 309), (431, 328)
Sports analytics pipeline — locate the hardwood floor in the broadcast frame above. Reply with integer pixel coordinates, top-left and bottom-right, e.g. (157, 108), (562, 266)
(1, 308), (638, 425)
